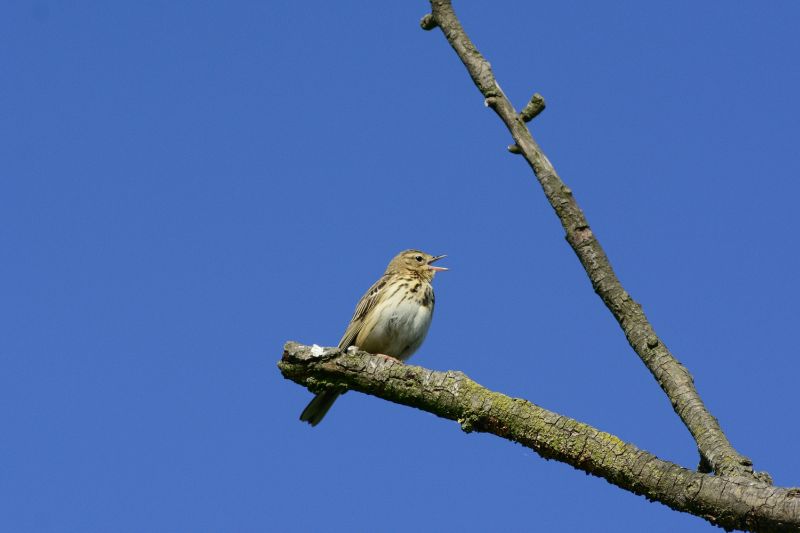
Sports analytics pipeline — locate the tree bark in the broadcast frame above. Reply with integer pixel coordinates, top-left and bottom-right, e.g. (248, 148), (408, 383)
(423, 0), (766, 483)
(280, 343), (800, 532)
(279, 1), (799, 530)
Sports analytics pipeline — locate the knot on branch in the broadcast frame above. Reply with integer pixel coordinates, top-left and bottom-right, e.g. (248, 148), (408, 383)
(755, 470), (774, 485)
(520, 93), (546, 122)
(419, 13), (438, 31)
(458, 412), (480, 433)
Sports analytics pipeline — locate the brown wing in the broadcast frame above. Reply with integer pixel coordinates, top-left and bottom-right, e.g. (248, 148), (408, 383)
(337, 275), (389, 350)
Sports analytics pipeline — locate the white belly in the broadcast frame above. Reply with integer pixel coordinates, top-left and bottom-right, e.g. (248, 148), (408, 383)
(357, 298), (433, 360)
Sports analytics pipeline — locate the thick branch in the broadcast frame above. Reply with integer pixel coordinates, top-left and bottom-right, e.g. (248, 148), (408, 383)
(425, 0), (764, 481)
(280, 343), (800, 532)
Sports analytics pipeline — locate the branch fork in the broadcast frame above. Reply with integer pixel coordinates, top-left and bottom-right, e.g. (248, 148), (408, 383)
(425, 0), (762, 483)
(280, 1), (796, 528)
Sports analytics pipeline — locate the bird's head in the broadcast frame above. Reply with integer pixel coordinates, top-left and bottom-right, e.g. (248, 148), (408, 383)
(386, 249), (448, 281)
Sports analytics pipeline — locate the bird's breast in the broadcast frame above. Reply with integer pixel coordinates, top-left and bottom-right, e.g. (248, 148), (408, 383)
(357, 286), (434, 360)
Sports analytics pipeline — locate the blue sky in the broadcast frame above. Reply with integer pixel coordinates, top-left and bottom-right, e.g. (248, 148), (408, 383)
(3, 1), (800, 531)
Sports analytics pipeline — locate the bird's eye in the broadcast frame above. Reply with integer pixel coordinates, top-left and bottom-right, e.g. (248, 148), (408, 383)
(415, 255), (423, 262)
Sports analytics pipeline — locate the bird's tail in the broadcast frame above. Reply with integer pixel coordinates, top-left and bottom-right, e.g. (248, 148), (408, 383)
(299, 391), (341, 426)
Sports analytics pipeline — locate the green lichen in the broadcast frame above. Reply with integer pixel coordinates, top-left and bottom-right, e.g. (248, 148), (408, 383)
(304, 377), (348, 395)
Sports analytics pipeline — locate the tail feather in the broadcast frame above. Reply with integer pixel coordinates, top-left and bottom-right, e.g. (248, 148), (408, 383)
(299, 391), (340, 426)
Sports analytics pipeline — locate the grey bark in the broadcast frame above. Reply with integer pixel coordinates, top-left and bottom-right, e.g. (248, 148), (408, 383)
(425, 0), (766, 483)
(279, 1), (800, 530)
(280, 343), (800, 532)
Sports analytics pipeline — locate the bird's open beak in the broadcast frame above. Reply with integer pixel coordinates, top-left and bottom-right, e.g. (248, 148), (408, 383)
(428, 254), (448, 272)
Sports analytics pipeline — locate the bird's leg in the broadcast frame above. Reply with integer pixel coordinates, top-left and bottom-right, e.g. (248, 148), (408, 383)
(376, 353), (402, 364)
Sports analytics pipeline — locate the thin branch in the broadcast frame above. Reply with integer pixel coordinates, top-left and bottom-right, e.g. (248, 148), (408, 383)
(425, 0), (766, 482)
(280, 343), (800, 532)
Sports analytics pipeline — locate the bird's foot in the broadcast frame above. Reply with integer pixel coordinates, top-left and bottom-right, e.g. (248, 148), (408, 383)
(377, 353), (402, 364)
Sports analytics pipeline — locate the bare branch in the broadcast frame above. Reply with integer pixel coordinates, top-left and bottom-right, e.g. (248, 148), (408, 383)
(425, 0), (765, 482)
(280, 342), (800, 532)
(519, 93), (546, 122)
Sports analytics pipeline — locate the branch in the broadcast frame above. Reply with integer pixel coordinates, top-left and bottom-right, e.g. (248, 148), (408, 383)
(280, 343), (800, 532)
(424, 0), (765, 482)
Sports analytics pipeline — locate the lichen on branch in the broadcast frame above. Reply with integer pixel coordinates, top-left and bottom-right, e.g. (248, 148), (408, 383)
(426, 0), (762, 482)
(280, 342), (800, 532)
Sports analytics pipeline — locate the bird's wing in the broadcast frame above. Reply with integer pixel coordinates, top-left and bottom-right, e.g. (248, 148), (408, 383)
(337, 275), (389, 350)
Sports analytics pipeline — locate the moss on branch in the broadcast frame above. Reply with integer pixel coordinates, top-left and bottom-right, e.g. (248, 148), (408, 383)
(280, 342), (800, 532)
(425, 0), (761, 482)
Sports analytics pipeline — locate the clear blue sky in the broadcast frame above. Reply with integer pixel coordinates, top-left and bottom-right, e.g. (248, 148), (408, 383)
(3, 1), (799, 531)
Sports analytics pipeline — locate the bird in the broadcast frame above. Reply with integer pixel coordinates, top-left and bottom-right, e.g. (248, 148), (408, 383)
(300, 249), (447, 426)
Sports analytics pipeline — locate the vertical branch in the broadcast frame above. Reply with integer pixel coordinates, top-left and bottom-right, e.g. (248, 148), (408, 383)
(425, 0), (766, 482)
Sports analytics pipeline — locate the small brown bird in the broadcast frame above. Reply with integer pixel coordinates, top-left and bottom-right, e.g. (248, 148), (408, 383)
(300, 249), (447, 426)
